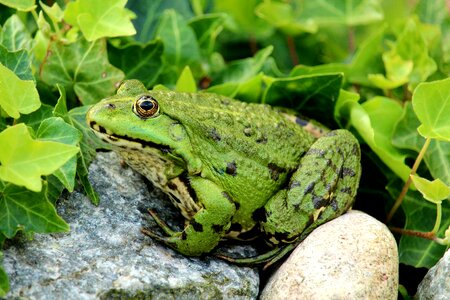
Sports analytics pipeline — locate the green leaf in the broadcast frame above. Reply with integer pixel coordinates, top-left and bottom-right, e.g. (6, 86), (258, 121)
(175, 66), (197, 92)
(263, 73), (343, 127)
(412, 78), (450, 141)
(40, 38), (124, 105)
(415, 0), (448, 25)
(214, 0), (273, 38)
(0, 262), (9, 297)
(410, 175), (450, 203)
(0, 14), (33, 51)
(108, 39), (164, 87)
(40, 2), (64, 23)
(392, 102), (450, 185)
(188, 13), (226, 56)
(0, 62), (40, 118)
(36, 117), (82, 192)
(255, 1), (318, 35)
(16, 104), (53, 131)
(0, 182), (69, 238)
(155, 9), (201, 85)
(64, 0), (136, 41)
(0, 123), (79, 192)
(0, 45), (33, 80)
(0, 0), (35, 11)
(337, 95), (411, 181)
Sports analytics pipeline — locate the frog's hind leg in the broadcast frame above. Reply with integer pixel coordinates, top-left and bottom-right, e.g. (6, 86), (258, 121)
(142, 177), (236, 256)
(261, 129), (361, 249)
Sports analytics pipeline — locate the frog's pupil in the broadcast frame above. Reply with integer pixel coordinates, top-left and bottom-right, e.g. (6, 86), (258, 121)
(140, 100), (154, 111)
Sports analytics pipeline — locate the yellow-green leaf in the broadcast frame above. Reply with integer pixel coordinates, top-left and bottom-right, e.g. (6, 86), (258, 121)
(0, 0), (36, 11)
(411, 175), (450, 204)
(175, 66), (197, 93)
(0, 124), (79, 192)
(65, 0), (136, 41)
(0, 63), (40, 118)
(412, 78), (450, 141)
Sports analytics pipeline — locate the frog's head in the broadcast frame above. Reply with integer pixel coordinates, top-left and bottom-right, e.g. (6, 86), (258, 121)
(86, 80), (191, 155)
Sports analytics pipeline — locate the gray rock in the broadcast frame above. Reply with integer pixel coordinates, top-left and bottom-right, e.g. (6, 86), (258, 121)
(260, 210), (399, 300)
(416, 249), (450, 300)
(3, 152), (259, 299)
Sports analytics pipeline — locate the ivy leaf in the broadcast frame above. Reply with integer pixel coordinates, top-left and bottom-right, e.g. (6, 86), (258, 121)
(0, 0), (36, 11)
(412, 78), (450, 141)
(0, 15), (33, 51)
(263, 73), (343, 127)
(0, 123), (79, 192)
(36, 117), (82, 192)
(40, 38), (124, 105)
(188, 13), (226, 56)
(108, 39), (164, 87)
(410, 175), (450, 204)
(0, 262), (8, 297)
(175, 66), (197, 92)
(64, 0), (136, 41)
(392, 102), (450, 185)
(336, 95), (411, 181)
(0, 63), (40, 118)
(0, 45), (33, 80)
(0, 182), (69, 238)
(155, 9), (201, 85)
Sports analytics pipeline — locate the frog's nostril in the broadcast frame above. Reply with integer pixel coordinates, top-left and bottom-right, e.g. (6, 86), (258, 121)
(105, 103), (116, 109)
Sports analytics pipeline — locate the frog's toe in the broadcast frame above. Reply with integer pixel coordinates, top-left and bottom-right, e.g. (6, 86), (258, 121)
(146, 209), (177, 236)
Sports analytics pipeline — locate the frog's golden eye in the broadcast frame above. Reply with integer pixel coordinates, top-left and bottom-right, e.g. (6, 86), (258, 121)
(133, 95), (159, 119)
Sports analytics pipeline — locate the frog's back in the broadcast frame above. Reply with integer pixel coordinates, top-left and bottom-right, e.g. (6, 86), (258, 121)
(151, 91), (313, 171)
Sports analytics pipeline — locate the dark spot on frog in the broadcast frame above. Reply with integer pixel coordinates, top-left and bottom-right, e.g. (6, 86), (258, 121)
(181, 231), (187, 240)
(304, 182), (315, 194)
(330, 197), (339, 211)
(340, 187), (352, 194)
(167, 181), (178, 190)
(256, 135), (268, 144)
(268, 163), (285, 181)
(221, 191), (234, 204)
(97, 125), (107, 134)
(295, 117), (308, 126)
(352, 144), (359, 155)
(342, 167), (356, 177)
(212, 224), (225, 234)
(225, 161), (237, 176)
(252, 207), (267, 222)
(305, 148), (326, 157)
(179, 173), (197, 202)
(111, 133), (173, 153)
(243, 127), (254, 137)
(105, 103), (116, 109)
(191, 219), (203, 232)
(292, 202), (301, 211)
(312, 195), (327, 209)
(209, 128), (221, 142)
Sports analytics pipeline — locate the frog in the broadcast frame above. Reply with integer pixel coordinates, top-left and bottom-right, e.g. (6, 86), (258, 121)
(86, 80), (361, 266)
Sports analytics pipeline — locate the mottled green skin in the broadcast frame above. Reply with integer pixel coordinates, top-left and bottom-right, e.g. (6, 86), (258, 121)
(87, 80), (361, 258)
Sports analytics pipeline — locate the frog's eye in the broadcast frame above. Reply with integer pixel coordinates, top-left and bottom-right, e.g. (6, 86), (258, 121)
(133, 95), (159, 119)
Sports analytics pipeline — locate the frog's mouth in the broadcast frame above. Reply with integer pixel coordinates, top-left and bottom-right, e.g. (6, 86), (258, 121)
(88, 120), (172, 154)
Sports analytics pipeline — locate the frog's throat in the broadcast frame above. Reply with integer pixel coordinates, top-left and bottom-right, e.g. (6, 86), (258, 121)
(89, 121), (172, 154)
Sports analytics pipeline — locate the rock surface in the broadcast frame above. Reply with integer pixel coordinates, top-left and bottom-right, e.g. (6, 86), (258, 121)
(260, 210), (399, 300)
(3, 152), (259, 299)
(415, 249), (450, 300)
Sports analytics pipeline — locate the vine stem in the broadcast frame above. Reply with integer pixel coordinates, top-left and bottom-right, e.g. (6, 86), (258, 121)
(386, 137), (431, 223)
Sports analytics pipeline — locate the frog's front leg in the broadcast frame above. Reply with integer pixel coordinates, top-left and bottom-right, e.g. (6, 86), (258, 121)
(261, 129), (361, 245)
(143, 177), (236, 256)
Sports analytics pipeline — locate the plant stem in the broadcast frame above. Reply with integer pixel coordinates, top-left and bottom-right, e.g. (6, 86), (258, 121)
(386, 137), (431, 223)
(286, 36), (299, 66)
(432, 202), (442, 234)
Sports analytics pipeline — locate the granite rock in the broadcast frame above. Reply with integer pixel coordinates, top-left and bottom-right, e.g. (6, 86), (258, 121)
(3, 152), (259, 299)
(415, 249), (450, 300)
(260, 210), (399, 300)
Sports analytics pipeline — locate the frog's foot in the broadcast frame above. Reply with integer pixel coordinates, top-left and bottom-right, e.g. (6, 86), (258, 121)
(214, 244), (295, 270)
(145, 209), (177, 236)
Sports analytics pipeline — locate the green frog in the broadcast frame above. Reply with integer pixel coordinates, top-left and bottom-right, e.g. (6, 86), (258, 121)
(86, 80), (361, 266)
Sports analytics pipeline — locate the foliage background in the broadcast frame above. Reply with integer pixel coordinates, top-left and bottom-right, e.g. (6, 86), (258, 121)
(0, 0), (449, 297)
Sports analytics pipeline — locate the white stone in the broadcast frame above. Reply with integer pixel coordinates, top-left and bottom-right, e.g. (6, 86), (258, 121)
(260, 210), (398, 300)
